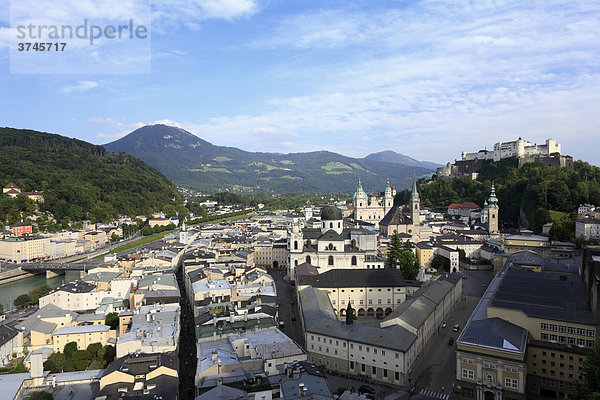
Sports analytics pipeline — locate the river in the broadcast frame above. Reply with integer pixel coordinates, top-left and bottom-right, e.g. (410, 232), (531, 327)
(0, 272), (79, 311)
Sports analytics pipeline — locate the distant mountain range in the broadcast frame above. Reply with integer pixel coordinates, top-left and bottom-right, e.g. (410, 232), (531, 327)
(104, 124), (437, 193)
(364, 150), (442, 170)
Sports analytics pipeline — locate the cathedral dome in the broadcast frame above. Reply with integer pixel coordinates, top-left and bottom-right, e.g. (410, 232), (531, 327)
(321, 205), (343, 221)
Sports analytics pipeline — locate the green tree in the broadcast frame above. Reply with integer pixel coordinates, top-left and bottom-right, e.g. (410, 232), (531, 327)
(398, 243), (418, 280)
(581, 340), (600, 398)
(431, 254), (450, 272)
(86, 342), (103, 357)
(43, 352), (66, 373)
(385, 234), (404, 269)
(14, 294), (31, 308)
(25, 391), (53, 400)
(28, 284), (52, 304)
(105, 312), (119, 330)
(63, 342), (78, 358)
(0, 303), (4, 313)
(102, 345), (116, 365)
(69, 350), (92, 371)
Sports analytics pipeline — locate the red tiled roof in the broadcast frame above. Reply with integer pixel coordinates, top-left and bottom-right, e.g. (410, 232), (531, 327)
(448, 202), (480, 210)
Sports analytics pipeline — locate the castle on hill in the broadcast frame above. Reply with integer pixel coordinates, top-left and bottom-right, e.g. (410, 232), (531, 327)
(437, 137), (573, 180)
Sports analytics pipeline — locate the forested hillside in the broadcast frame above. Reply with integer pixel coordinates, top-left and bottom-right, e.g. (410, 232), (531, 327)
(105, 124), (433, 193)
(0, 127), (182, 227)
(398, 158), (600, 240)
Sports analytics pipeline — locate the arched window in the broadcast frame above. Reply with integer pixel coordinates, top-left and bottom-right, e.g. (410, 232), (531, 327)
(338, 222), (341, 228)
(351, 256), (357, 266)
(330, 222), (333, 229)
(294, 240), (298, 250)
(306, 256), (311, 264)
(328, 243), (334, 250)
(294, 260), (298, 266)
(328, 256), (334, 266)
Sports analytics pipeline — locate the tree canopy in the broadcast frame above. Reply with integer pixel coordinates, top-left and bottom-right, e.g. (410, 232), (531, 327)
(0, 127), (182, 227)
(386, 235), (419, 280)
(401, 158), (600, 240)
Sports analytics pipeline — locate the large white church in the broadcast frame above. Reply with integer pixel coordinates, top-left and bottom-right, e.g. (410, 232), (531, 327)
(353, 179), (396, 227)
(287, 203), (384, 281)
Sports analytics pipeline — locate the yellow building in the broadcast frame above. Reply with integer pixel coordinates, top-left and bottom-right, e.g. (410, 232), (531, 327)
(415, 242), (435, 267)
(457, 265), (596, 399)
(456, 318), (528, 400)
(97, 353), (178, 399)
(0, 236), (51, 263)
(52, 325), (115, 352)
(503, 231), (549, 255)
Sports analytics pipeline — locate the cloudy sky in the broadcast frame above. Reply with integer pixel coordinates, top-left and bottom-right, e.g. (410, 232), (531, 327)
(1, 0), (599, 165)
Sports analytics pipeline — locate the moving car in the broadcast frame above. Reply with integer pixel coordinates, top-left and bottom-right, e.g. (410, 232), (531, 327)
(359, 385), (376, 395)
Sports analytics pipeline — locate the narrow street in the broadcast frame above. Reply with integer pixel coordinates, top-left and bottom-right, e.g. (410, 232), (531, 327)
(177, 263), (197, 400)
(271, 267), (304, 347)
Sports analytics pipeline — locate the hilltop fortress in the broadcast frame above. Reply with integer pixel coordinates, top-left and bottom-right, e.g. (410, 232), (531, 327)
(437, 137), (573, 180)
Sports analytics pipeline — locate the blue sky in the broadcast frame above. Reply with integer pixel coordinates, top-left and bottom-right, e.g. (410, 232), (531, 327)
(1, 0), (599, 165)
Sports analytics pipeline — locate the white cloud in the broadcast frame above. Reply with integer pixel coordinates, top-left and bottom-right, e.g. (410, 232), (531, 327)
(61, 80), (99, 93)
(194, 0), (258, 20)
(190, 1), (600, 163)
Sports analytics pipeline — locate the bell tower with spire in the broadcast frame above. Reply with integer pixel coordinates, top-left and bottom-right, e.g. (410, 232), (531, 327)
(411, 175), (420, 226)
(384, 178), (393, 213)
(486, 183), (499, 234)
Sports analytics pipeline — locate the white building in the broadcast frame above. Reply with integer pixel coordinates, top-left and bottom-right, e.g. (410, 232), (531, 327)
(353, 179), (395, 227)
(576, 217), (600, 241)
(461, 138), (561, 162)
(288, 204), (384, 280)
(38, 281), (107, 312)
(116, 304), (180, 358)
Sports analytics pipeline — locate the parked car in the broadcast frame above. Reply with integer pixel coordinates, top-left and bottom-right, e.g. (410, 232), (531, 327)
(359, 385), (376, 395)
(442, 323), (447, 328)
(453, 324), (460, 332)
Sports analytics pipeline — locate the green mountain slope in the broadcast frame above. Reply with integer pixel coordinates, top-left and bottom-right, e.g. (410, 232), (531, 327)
(104, 125), (433, 193)
(364, 150), (442, 169)
(0, 127), (182, 224)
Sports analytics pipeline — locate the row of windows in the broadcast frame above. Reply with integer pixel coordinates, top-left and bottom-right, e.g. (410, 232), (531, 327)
(539, 333), (594, 347)
(540, 377), (577, 390)
(309, 335), (400, 358)
(334, 288), (400, 293)
(540, 323), (595, 337)
(534, 351), (584, 362)
(333, 299), (397, 306)
(534, 369), (582, 380)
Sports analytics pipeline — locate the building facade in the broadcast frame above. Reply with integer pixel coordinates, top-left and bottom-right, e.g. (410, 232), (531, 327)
(353, 179), (395, 227)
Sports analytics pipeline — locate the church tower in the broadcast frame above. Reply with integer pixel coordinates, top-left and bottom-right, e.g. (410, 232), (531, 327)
(179, 222), (188, 245)
(486, 183), (499, 234)
(384, 178), (393, 214)
(353, 179), (368, 220)
(410, 175), (420, 226)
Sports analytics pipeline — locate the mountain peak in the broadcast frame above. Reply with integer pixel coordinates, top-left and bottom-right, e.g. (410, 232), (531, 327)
(365, 150), (441, 169)
(105, 124), (212, 153)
